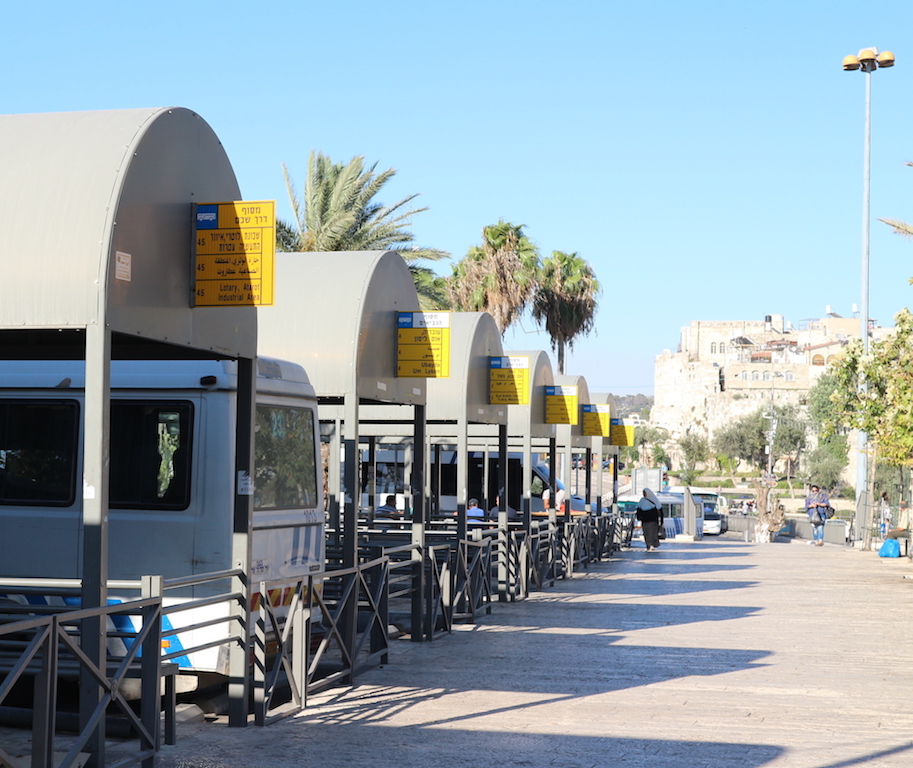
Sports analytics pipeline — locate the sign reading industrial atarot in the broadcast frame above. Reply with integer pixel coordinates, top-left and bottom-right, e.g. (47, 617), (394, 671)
(489, 356), (531, 405)
(610, 418), (636, 446)
(545, 385), (579, 425)
(397, 312), (451, 377)
(582, 404), (611, 436)
(193, 200), (276, 306)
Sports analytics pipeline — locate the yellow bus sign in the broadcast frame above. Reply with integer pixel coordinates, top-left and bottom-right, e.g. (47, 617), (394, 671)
(610, 418), (635, 446)
(193, 200), (275, 306)
(397, 312), (451, 377)
(582, 404), (611, 436)
(545, 385), (578, 424)
(490, 356), (530, 405)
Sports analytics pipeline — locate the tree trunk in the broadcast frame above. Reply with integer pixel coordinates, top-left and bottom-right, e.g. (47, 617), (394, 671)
(752, 479), (784, 543)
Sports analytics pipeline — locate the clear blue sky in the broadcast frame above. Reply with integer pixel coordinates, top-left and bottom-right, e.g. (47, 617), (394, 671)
(5, 1), (913, 397)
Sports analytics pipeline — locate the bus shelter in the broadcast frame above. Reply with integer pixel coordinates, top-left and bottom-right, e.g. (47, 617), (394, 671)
(423, 313), (507, 540)
(257, 250), (427, 568)
(469, 349), (556, 523)
(552, 374), (596, 516)
(587, 392), (618, 512)
(0, 107), (258, 752)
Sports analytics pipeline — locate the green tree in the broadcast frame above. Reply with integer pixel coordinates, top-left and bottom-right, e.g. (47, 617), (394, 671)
(804, 372), (849, 492)
(715, 452), (740, 486)
(677, 432), (709, 486)
(826, 310), (913, 547)
(803, 437), (849, 493)
(530, 251), (600, 374)
(827, 309), (913, 466)
(713, 410), (769, 470)
(280, 151), (449, 308)
(772, 403), (808, 497)
(448, 221), (540, 335)
(633, 425), (669, 468)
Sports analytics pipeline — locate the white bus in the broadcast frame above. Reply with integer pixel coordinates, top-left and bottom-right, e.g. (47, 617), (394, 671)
(618, 491), (705, 540)
(362, 448), (585, 518)
(0, 357), (324, 677)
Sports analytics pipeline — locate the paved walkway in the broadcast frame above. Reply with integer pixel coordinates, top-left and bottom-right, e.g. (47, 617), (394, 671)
(8, 534), (913, 767)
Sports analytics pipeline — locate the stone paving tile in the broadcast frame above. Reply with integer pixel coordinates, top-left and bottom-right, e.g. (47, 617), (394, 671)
(4, 534), (913, 767)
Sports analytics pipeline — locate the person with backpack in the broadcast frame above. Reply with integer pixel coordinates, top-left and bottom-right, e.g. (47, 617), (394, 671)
(805, 484), (831, 547)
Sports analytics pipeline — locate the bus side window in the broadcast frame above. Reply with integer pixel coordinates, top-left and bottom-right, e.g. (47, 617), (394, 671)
(109, 401), (194, 510)
(0, 400), (79, 506)
(254, 404), (319, 511)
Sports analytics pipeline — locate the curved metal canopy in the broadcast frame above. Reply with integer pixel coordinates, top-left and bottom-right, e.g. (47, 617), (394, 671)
(257, 250), (425, 405)
(554, 373), (592, 447)
(427, 312), (506, 426)
(505, 349), (555, 439)
(0, 107), (254, 357)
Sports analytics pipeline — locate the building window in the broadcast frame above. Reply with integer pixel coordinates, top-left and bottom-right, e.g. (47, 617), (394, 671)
(710, 342), (717, 354)
(751, 371), (760, 381)
(741, 371), (748, 381)
(785, 371), (795, 381)
(763, 371), (771, 382)
(812, 355), (825, 366)
(826, 355), (837, 364)
(719, 342), (726, 354)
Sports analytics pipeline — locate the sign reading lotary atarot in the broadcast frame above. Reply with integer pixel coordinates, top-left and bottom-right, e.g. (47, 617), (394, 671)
(545, 385), (578, 425)
(489, 356), (531, 405)
(582, 404), (611, 437)
(193, 201), (275, 306)
(397, 312), (451, 377)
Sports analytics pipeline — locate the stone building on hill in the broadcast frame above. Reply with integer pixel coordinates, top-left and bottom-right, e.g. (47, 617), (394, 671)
(651, 311), (888, 472)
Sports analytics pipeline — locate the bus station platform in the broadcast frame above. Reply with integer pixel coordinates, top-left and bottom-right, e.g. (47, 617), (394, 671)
(9, 532), (913, 767)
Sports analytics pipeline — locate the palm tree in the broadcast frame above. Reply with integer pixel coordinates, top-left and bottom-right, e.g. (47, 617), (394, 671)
(881, 161), (913, 241)
(530, 251), (600, 373)
(280, 151), (449, 306)
(448, 221), (540, 335)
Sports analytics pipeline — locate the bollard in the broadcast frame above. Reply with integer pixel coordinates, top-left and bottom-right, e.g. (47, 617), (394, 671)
(744, 527), (750, 543)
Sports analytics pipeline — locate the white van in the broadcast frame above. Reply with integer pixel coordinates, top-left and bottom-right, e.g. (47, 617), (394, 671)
(667, 486), (729, 535)
(0, 357), (324, 675)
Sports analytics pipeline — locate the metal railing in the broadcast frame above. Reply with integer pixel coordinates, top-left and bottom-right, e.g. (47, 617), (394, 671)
(0, 577), (166, 768)
(424, 543), (453, 640)
(0, 509), (625, 756)
(452, 538), (492, 623)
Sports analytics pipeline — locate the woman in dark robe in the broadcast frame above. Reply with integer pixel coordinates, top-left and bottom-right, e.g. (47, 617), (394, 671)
(636, 488), (664, 551)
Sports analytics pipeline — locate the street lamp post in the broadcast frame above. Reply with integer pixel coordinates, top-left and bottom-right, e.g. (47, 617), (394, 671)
(765, 372), (784, 512)
(843, 47), (895, 547)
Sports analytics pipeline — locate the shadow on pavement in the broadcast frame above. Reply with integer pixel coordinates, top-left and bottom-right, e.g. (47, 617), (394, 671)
(154, 721), (786, 768)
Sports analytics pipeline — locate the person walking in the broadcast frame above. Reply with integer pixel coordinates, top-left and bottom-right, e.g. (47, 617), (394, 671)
(805, 484), (830, 547)
(636, 488), (664, 551)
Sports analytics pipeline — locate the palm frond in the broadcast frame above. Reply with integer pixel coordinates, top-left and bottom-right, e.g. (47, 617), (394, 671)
(880, 218), (913, 239)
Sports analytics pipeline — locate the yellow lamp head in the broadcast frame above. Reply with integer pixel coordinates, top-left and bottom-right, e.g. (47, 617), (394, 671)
(843, 54), (861, 71)
(877, 51), (895, 68)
